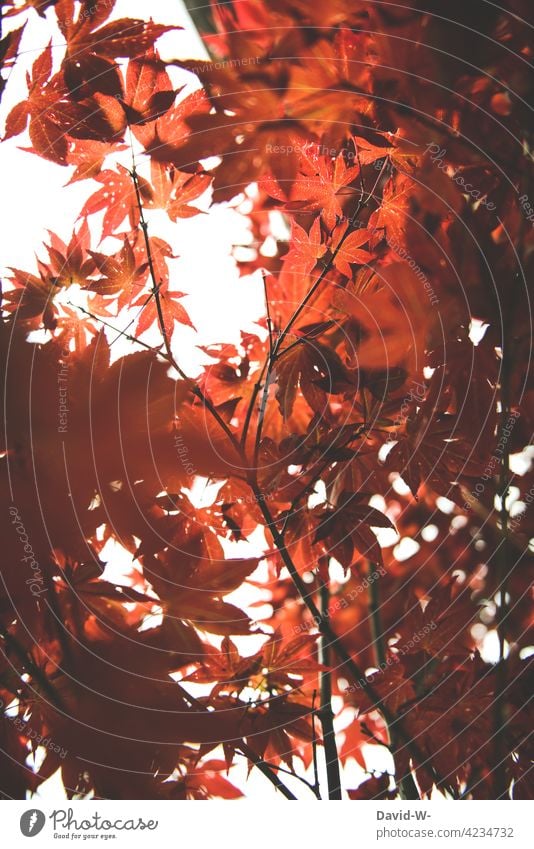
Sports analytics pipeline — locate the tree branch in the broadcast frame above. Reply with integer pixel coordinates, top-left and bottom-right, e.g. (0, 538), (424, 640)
(174, 683), (297, 799)
(368, 561), (420, 800)
(127, 165), (243, 456)
(247, 159), (389, 470)
(249, 486), (448, 795)
(319, 582), (342, 799)
(311, 689), (321, 799)
(79, 158), (446, 800)
(0, 626), (65, 711)
(493, 305), (514, 799)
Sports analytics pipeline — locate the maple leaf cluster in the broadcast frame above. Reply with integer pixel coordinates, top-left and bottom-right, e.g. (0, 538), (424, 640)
(0, 0), (532, 801)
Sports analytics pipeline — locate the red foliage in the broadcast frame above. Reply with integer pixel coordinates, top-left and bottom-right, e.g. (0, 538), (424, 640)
(0, 0), (532, 801)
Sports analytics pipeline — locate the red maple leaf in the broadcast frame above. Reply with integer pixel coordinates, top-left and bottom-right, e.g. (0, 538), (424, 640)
(54, 0), (178, 96)
(313, 490), (395, 569)
(330, 221), (374, 277)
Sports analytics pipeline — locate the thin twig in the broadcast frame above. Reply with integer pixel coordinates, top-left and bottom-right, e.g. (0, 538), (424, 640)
(129, 164), (171, 355)
(248, 159), (389, 470)
(360, 721), (392, 750)
(0, 627), (65, 710)
(274, 158), (389, 357)
(109, 280), (163, 347)
(236, 752), (318, 798)
(68, 302), (163, 353)
(240, 357), (269, 449)
(252, 368), (273, 473)
(108, 167), (245, 457)
(279, 423), (368, 539)
(236, 748), (298, 800)
(262, 271), (274, 360)
(70, 301), (249, 479)
(174, 683), (297, 799)
(175, 686), (295, 797)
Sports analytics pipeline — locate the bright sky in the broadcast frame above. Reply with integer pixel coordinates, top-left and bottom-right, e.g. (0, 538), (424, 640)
(0, 0), (265, 376)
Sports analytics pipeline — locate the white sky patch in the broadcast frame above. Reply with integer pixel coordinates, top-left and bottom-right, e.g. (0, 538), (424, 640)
(329, 558), (348, 584)
(479, 629), (509, 664)
(379, 442), (395, 463)
(436, 495), (456, 514)
(393, 537), (420, 561)
(510, 447), (534, 475)
(469, 318), (489, 345)
(421, 523), (439, 542)
(390, 472), (411, 496)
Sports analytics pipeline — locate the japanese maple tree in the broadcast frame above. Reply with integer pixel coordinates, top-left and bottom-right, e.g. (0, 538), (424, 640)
(0, 0), (532, 801)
